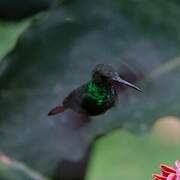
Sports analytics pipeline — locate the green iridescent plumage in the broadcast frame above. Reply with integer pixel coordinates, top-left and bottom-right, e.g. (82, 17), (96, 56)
(87, 82), (115, 106)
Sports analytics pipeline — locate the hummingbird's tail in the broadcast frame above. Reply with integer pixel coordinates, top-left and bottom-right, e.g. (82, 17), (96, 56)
(48, 105), (66, 116)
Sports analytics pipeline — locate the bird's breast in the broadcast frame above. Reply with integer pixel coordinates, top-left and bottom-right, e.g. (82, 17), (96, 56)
(82, 85), (117, 116)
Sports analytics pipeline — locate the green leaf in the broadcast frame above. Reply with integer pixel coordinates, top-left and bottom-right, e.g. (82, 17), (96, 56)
(0, 154), (49, 180)
(0, 20), (30, 60)
(86, 130), (180, 180)
(0, 0), (180, 179)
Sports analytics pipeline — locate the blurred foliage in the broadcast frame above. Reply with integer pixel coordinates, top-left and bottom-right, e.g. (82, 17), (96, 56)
(0, 20), (30, 60)
(0, 0), (180, 180)
(102, 0), (180, 38)
(86, 130), (180, 180)
(0, 0), (53, 21)
(0, 154), (49, 180)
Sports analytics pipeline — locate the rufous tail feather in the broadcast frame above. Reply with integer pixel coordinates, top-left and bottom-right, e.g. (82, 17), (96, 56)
(48, 105), (66, 116)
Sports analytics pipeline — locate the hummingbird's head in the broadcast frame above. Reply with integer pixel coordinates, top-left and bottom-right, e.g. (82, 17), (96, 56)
(92, 64), (142, 92)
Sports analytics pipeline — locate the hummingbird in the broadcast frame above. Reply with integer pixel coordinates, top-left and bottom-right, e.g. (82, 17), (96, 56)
(48, 64), (142, 117)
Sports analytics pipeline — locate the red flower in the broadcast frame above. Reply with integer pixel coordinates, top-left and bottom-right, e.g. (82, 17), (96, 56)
(153, 161), (180, 180)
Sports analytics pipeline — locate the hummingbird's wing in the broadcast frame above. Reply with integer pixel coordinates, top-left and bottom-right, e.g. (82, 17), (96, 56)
(62, 83), (89, 114)
(48, 83), (89, 116)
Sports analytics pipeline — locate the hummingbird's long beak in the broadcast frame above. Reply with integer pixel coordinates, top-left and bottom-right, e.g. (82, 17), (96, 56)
(112, 73), (142, 92)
